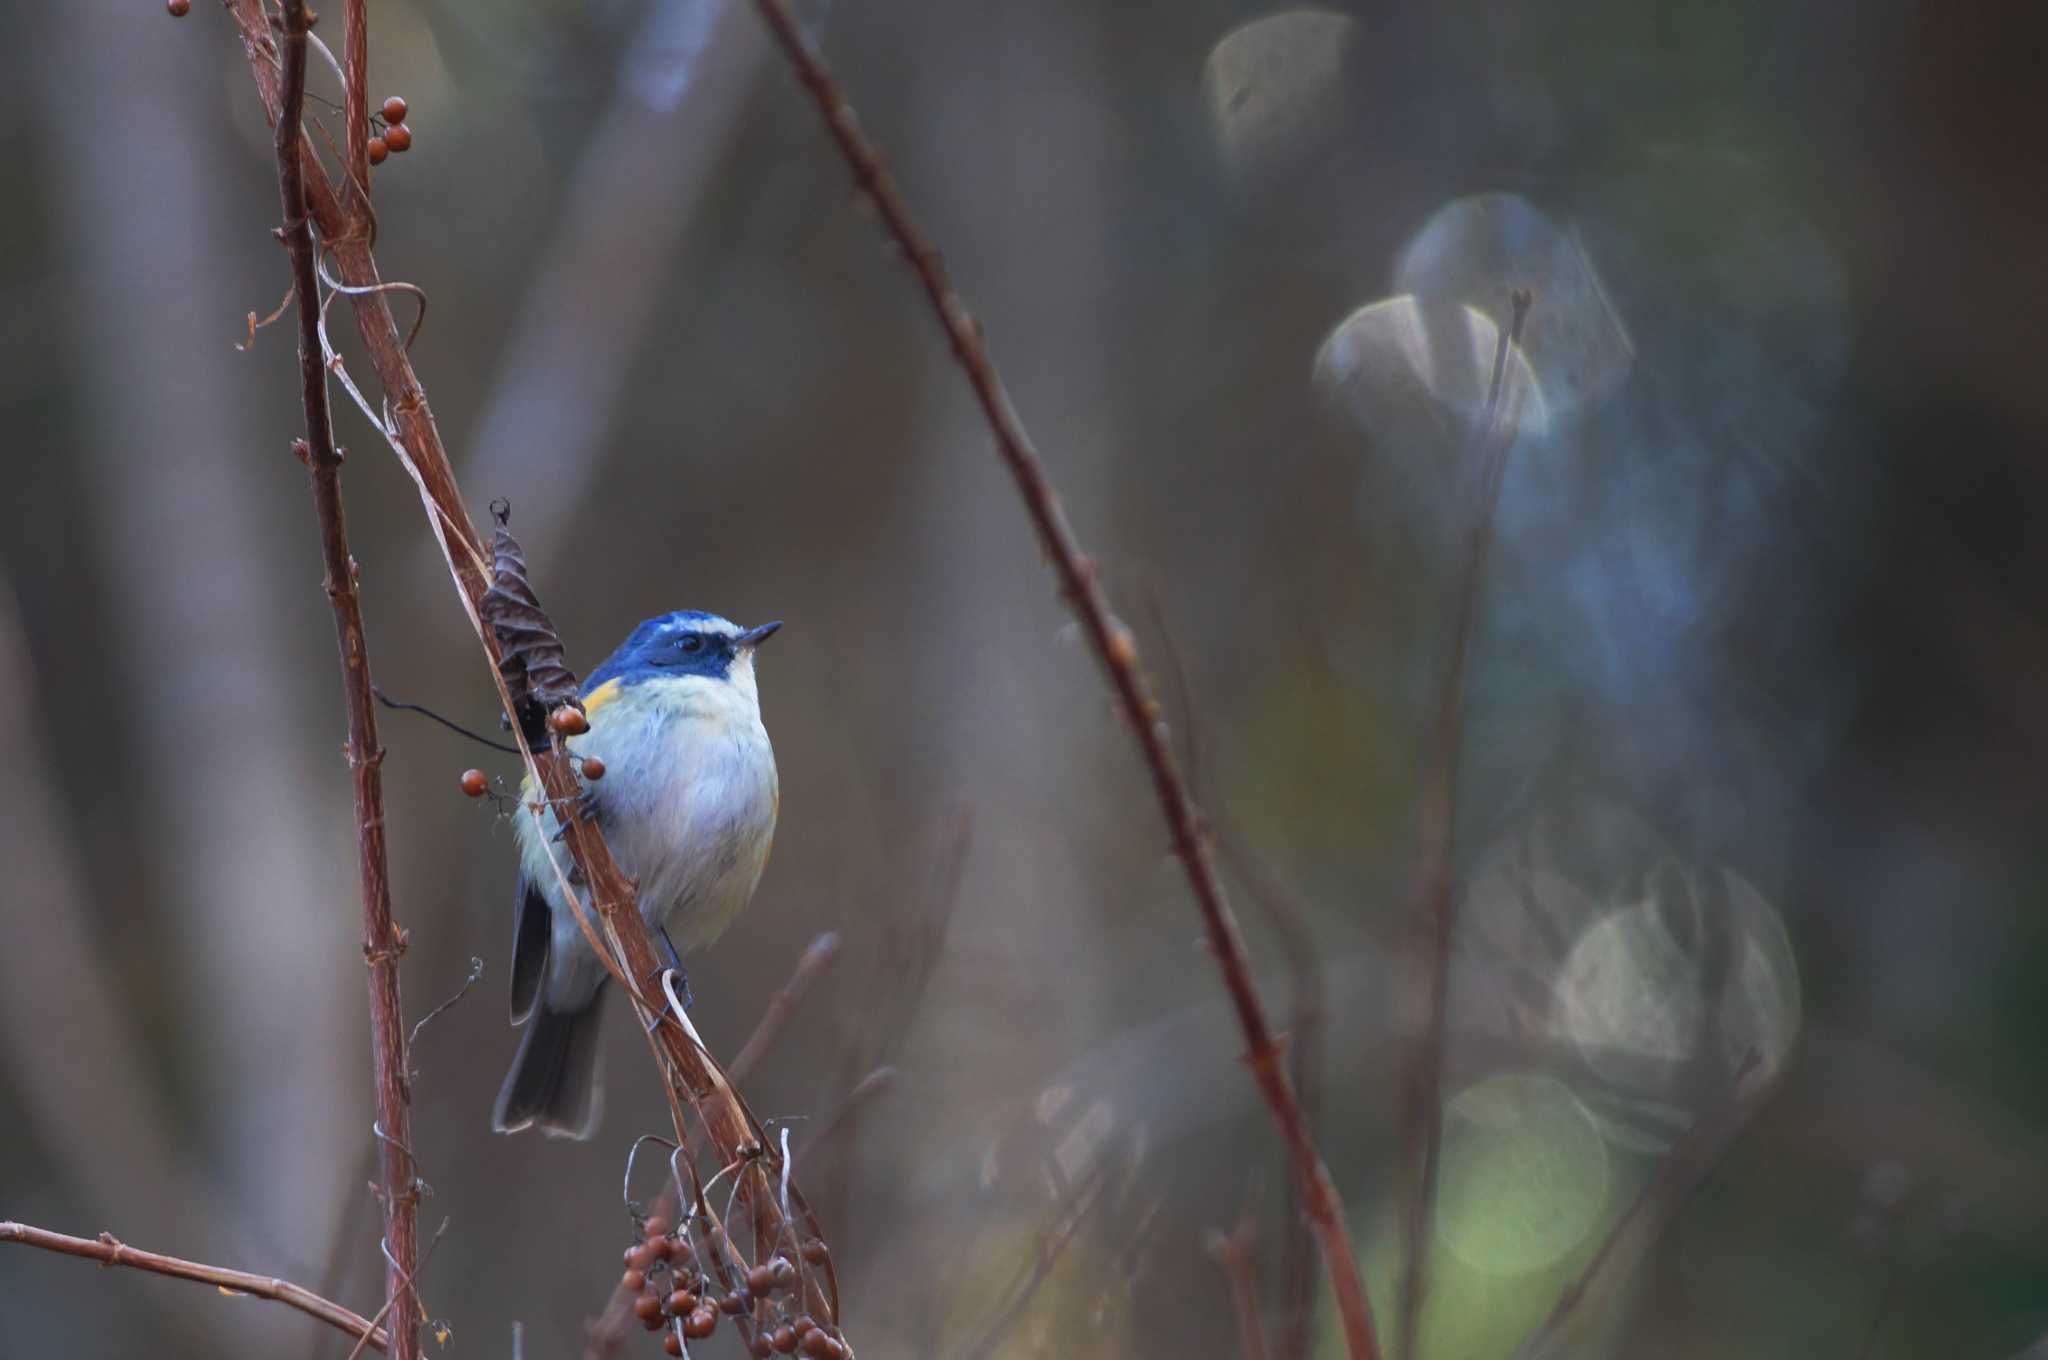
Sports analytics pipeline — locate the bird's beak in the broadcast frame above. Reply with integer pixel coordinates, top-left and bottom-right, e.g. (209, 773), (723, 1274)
(736, 620), (783, 649)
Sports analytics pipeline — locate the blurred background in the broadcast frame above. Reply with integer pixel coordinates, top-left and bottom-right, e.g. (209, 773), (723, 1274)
(3, 0), (2046, 1356)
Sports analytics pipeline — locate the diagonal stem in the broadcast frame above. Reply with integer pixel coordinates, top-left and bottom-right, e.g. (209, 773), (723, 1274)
(741, 4), (1384, 1356)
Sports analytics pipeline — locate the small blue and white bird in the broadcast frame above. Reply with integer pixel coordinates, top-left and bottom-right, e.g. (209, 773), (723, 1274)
(493, 610), (782, 1139)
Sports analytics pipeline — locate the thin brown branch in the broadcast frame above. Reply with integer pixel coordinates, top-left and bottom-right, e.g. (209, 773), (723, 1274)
(740, 6), (1383, 1357)
(271, 4), (420, 1358)
(728, 931), (844, 1081)
(1393, 289), (1534, 1360)
(1146, 587), (1325, 1360)
(0, 1221), (388, 1353)
(1206, 1218), (1274, 1360)
(220, 1), (843, 1340)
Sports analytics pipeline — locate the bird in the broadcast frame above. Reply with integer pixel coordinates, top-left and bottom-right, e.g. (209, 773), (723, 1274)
(492, 610), (782, 1139)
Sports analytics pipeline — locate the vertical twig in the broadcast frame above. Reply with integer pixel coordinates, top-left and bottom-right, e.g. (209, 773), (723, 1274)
(1393, 291), (1533, 1360)
(271, 6), (418, 1357)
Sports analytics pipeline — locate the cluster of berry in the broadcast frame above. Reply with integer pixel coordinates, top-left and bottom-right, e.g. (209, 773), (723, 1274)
(619, 1216), (845, 1358)
(366, 96), (412, 165)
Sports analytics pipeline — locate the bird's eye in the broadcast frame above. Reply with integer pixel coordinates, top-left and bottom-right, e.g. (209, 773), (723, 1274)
(679, 635), (704, 653)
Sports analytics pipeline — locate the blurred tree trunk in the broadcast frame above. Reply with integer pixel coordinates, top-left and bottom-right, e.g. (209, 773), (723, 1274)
(33, 1), (358, 1344)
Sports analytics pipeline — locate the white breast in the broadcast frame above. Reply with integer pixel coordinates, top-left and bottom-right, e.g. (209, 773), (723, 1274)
(517, 667), (778, 1009)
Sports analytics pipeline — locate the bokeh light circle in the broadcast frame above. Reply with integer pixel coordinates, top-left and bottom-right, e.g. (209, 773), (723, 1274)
(1436, 1071), (1611, 1274)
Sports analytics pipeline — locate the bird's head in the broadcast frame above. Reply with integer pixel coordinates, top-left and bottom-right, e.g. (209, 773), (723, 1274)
(584, 611), (782, 699)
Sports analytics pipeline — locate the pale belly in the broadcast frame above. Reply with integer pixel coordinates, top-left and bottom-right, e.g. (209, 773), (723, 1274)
(515, 678), (778, 1009)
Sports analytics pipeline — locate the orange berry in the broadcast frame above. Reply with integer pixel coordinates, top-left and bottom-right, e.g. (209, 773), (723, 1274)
(665, 1290), (697, 1317)
(718, 1292), (747, 1315)
(801, 1331), (844, 1360)
(460, 768), (488, 797)
(549, 705), (589, 736)
(799, 1239), (829, 1266)
(581, 756), (606, 781)
(633, 1294), (663, 1327)
(684, 1306), (718, 1340)
(367, 137), (389, 166)
(641, 1215), (670, 1240)
(166, 0), (190, 15)
(621, 1269), (646, 1293)
(381, 96), (408, 124)
(662, 1333), (683, 1357)
(770, 1326), (799, 1354)
(625, 1243), (657, 1272)
(383, 123), (413, 153)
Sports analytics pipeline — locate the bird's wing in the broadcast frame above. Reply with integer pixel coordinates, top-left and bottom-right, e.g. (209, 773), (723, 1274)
(508, 870), (552, 1024)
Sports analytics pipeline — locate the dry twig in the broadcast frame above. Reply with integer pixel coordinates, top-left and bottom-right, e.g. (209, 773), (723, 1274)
(270, 3), (418, 1355)
(1147, 588), (1326, 1360)
(0, 1221), (389, 1353)
(741, 5), (1384, 1356)
(1393, 290), (1532, 1360)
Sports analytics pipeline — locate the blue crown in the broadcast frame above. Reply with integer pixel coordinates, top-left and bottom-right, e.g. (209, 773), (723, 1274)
(585, 611), (744, 690)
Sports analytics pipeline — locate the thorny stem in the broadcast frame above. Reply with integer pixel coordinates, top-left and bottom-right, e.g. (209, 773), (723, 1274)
(742, 4), (1383, 1357)
(220, 0), (841, 1340)
(0, 1221), (389, 1353)
(272, 4), (418, 1357)
(1148, 591), (1326, 1360)
(1393, 290), (1533, 1360)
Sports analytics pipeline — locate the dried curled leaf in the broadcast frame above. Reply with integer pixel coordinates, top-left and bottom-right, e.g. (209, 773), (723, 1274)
(480, 500), (581, 744)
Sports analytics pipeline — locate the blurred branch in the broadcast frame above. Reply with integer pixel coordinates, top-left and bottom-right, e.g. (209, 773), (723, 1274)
(742, 6), (1383, 1357)
(1509, 1061), (1777, 1360)
(1394, 289), (1531, 1360)
(271, 4), (419, 1356)
(1206, 1215), (1273, 1360)
(451, 0), (769, 574)
(0, 577), (237, 1341)
(729, 931), (843, 1080)
(0, 1222), (388, 1353)
(964, 1163), (1110, 1359)
(219, 0), (845, 1347)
